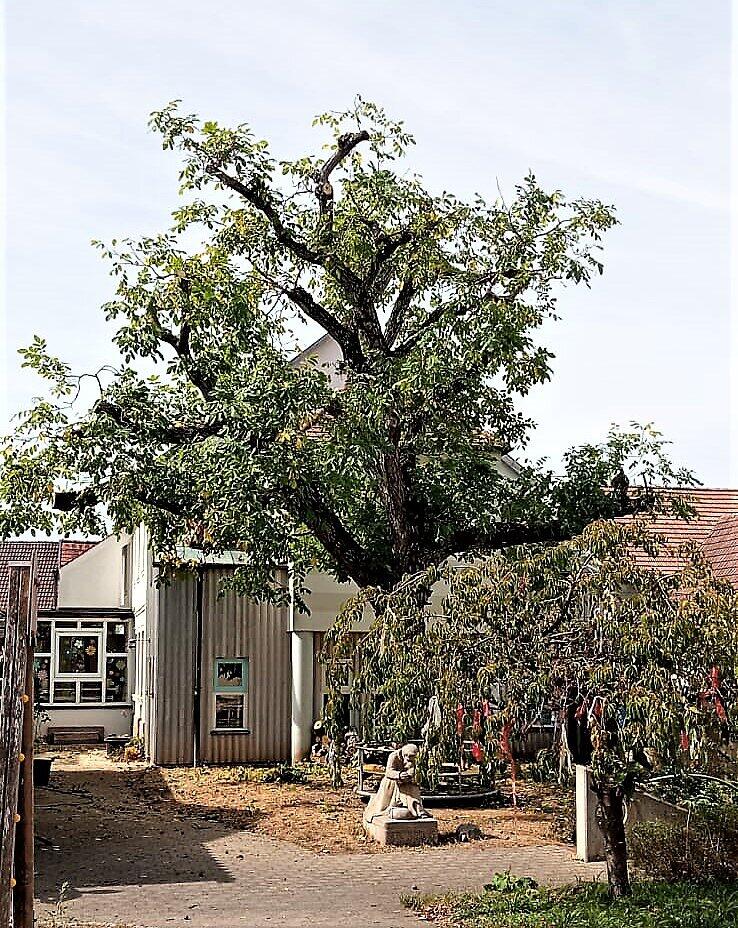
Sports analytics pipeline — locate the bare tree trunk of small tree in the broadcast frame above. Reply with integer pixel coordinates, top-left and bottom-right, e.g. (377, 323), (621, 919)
(596, 783), (631, 897)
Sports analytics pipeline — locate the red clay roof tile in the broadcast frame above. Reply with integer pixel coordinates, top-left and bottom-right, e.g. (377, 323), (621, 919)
(0, 539), (99, 614)
(619, 488), (738, 581)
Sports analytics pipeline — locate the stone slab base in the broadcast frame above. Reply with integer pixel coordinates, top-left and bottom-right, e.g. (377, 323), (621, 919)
(364, 814), (439, 846)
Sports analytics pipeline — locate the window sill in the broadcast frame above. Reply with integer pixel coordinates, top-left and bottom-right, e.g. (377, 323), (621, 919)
(210, 728), (251, 736)
(39, 702), (133, 709)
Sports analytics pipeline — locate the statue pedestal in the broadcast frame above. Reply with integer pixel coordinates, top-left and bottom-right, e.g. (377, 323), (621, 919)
(364, 812), (439, 847)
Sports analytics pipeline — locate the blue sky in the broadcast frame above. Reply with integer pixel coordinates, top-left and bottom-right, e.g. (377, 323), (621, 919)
(3, 1), (732, 483)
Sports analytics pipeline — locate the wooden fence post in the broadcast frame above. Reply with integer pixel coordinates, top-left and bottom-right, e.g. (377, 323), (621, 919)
(13, 626), (35, 928)
(0, 564), (33, 928)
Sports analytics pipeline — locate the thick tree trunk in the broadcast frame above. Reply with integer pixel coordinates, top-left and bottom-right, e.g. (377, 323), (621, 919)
(596, 784), (631, 897)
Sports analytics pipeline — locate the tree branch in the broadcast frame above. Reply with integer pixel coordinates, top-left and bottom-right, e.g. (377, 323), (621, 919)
(146, 294), (216, 399)
(385, 277), (417, 346)
(439, 490), (659, 561)
(209, 154), (364, 298)
(293, 479), (396, 588)
(314, 130), (370, 224)
(284, 285), (367, 371)
(94, 399), (225, 446)
(208, 167), (319, 264)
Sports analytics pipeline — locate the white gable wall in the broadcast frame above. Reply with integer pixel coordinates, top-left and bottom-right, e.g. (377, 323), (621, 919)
(291, 333), (346, 389)
(57, 534), (129, 608)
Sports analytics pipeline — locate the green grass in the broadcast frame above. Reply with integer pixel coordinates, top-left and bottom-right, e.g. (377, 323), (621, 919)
(402, 873), (738, 927)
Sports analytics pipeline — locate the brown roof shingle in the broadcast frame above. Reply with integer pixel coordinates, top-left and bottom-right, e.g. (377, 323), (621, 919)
(0, 539), (99, 614)
(0, 541), (60, 613)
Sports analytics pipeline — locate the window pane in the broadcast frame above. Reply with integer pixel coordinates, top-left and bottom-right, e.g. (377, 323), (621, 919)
(215, 694), (244, 729)
(53, 682), (77, 703)
(106, 623), (127, 654)
(58, 635), (99, 674)
(36, 622), (51, 653)
(105, 657), (128, 702)
(215, 660), (245, 691)
(80, 681), (102, 703)
(334, 660), (352, 689)
(34, 657), (51, 702)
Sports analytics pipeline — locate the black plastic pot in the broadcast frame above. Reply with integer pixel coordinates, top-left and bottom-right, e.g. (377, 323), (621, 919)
(33, 756), (54, 788)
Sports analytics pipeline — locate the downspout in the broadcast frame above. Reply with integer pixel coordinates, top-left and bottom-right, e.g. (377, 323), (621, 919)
(192, 567), (204, 768)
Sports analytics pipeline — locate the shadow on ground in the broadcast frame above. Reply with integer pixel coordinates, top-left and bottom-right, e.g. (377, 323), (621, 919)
(35, 763), (240, 905)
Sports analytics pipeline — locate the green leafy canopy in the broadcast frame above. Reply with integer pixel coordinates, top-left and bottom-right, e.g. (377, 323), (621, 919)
(1, 98), (693, 600)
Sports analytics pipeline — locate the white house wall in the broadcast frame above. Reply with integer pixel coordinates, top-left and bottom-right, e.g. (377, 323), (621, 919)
(130, 525), (149, 615)
(58, 534), (128, 608)
(294, 569), (450, 632)
(37, 707), (132, 740)
(291, 332), (346, 390)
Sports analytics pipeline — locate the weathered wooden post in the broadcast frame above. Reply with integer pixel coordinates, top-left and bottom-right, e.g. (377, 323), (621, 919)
(14, 560), (36, 928)
(0, 563), (34, 928)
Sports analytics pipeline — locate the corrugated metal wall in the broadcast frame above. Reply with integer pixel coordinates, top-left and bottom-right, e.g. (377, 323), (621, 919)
(154, 576), (196, 765)
(199, 568), (291, 764)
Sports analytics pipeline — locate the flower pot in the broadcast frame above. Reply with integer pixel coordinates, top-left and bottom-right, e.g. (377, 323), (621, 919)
(33, 756), (54, 788)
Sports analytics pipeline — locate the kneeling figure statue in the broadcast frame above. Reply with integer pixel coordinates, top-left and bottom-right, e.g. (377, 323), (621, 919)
(364, 743), (430, 823)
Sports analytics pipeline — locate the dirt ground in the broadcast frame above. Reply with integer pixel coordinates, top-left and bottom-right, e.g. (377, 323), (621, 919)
(39, 748), (573, 856)
(34, 749), (588, 928)
(132, 763), (572, 854)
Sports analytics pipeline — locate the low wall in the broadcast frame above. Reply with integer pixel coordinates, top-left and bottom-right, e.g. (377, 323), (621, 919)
(575, 765), (688, 862)
(38, 706), (133, 741)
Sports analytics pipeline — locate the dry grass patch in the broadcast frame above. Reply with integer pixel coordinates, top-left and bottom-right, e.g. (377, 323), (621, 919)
(129, 763), (573, 854)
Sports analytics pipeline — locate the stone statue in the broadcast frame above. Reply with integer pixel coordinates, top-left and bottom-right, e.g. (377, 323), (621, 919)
(364, 743), (430, 823)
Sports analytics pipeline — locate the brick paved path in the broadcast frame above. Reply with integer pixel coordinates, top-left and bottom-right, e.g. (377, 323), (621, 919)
(35, 762), (603, 928)
(38, 828), (602, 928)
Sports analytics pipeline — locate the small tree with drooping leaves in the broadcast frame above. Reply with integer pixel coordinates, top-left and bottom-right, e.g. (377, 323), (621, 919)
(327, 517), (738, 897)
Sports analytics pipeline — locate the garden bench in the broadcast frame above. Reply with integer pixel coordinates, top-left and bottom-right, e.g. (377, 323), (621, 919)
(47, 726), (104, 745)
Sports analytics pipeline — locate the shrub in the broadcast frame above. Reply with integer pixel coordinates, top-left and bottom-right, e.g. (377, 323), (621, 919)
(403, 877), (738, 927)
(629, 805), (738, 883)
(232, 763), (309, 785)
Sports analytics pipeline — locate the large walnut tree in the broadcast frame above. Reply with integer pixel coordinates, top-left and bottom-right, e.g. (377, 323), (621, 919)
(1, 99), (691, 599)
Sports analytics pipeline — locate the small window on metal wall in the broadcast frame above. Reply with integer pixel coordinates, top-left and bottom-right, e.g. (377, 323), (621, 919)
(213, 658), (249, 731)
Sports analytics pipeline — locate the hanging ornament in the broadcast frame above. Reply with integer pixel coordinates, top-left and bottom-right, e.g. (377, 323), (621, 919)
(500, 721), (518, 806)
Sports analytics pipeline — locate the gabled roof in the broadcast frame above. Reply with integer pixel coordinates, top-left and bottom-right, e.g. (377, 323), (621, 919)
(60, 540), (97, 567)
(702, 516), (738, 587)
(0, 541), (60, 613)
(622, 488), (738, 582)
(0, 539), (98, 614)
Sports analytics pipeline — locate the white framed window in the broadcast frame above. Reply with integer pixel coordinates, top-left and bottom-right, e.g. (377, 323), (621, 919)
(120, 544), (131, 607)
(56, 632), (102, 677)
(212, 657), (249, 731)
(34, 617), (130, 706)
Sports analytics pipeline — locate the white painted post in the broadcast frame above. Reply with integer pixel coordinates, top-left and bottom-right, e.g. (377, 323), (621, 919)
(290, 631), (314, 764)
(575, 765), (605, 862)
